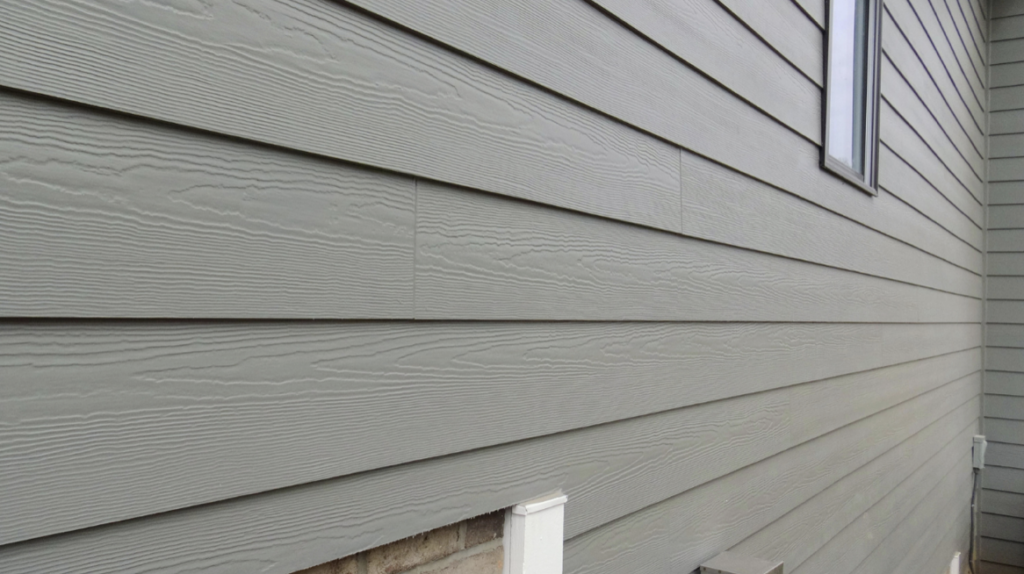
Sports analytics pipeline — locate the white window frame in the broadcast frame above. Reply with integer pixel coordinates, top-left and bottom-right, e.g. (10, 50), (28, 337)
(822, 0), (883, 196)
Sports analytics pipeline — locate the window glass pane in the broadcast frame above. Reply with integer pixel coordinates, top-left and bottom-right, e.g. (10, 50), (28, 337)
(827, 0), (870, 175)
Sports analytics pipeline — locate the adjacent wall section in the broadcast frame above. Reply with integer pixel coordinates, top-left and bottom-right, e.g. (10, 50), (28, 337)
(985, 3), (1024, 571)
(0, 0), (985, 573)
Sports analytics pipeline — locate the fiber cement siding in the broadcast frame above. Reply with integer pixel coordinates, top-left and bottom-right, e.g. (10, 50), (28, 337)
(0, 0), (987, 572)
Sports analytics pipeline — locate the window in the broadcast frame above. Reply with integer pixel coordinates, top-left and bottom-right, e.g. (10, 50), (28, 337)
(823, 0), (881, 195)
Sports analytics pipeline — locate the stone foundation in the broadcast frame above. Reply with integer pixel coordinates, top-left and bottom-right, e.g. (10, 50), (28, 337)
(295, 510), (505, 574)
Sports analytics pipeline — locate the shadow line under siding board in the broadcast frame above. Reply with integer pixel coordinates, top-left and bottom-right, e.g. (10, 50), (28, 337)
(984, 489), (1024, 519)
(983, 537), (1024, 568)
(0, 0), (683, 233)
(0, 356), (981, 574)
(678, 151), (982, 292)
(995, 1), (1024, 19)
(984, 513), (1024, 544)
(561, 384), (979, 574)
(883, 9), (985, 161)
(878, 145), (985, 253)
(414, 181), (981, 322)
(995, 16), (1024, 42)
(790, 0), (825, 28)
(934, 0), (986, 87)
(0, 320), (978, 545)
(921, 0), (986, 109)
(886, 0), (985, 134)
(345, 0), (821, 143)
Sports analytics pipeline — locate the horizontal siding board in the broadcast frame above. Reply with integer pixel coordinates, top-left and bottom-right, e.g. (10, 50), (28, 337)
(345, 0), (826, 142)
(679, 152), (983, 292)
(993, 159), (1024, 180)
(995, 86), (1024, 111)
(989, 347), (1024, 371)
(994, 110), (1024, 134)
(0, 0), (682, 232)
(991, 255), (1024, 276)
(887, 0), (986, 132)
(932, 0), (987, 91)
(990, 278), (1024, 298)
(984, 513), (1024, 542)
(985, 489), (1024, 518)
(0, 91), (417, 318)
(996, 39), (1024, 64)
(0, 321), (977, 544)
(988, 396), (1024, 420)
(877, 145), (985, 251)
(991, 206), (1024, 229)
(996, 1), (1024, 19)
(732, 423), (975, 573)
(561, 387), (979, 574)
(982, 561), (1024, 573)
(989, 443), (1024, 469)
(0, 0), (982, 275)
(712, 0), (823, 85)
(988, 420), (1024, 448)
(991, 183), (1024, 205)
(0, 362), (981, 574)
(989, 372), (1024, 396)
(992, 134), (1024, 158)
(414, 182), (982, 321)
(987, 300), (1024, 323)
(996, 15), (1024, 41)
(882, 53), (984, 196)
(994, 63), (1024, 88)
(883, 9), (985, 161)
(881, 100), (984, 212)
(886, 479), (973, 574)
(989, 325), (1024, 347)
(792, 0), (825, 27)
(984, 538), (1024, 567)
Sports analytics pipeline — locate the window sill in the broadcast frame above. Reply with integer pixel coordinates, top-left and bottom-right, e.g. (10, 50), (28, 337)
(822, 155), (877, 197)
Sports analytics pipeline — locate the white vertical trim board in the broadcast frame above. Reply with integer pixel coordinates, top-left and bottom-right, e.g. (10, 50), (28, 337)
(505, 493), (568, 574)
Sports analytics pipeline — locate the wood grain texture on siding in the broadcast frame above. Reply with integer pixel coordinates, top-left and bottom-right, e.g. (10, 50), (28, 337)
(985, 513), (1024, 542)
(0, 91), (416, 318)
(561, 386), (979, 574)
(899, 500), (971, 574)
(989, 443), (1024, 469)
(732, 423), (975, 574)
(877, 145), (985, 251)
(678, 151), (982, 289)
(883, 9), (985, 160)
(0, 0), (681, 232)
(345, 0), (820, 142)
(983, 538), (1024, 567)
(985, 489), (1024, 518)
(0, 362), (980, 574)
(714, 0), (823, 84)
(886, 0), (985, 133)
(0, 319), (980, 544)
(414, 182), (982, 321)
(0, 0), (978, 273)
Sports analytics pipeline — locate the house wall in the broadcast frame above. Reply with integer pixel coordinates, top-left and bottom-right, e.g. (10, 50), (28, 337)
(983, 2), (1024, 572)
(0, 0), (986, 573)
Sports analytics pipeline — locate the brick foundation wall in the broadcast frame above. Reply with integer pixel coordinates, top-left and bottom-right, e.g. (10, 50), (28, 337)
(295, 511), (505, 574)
